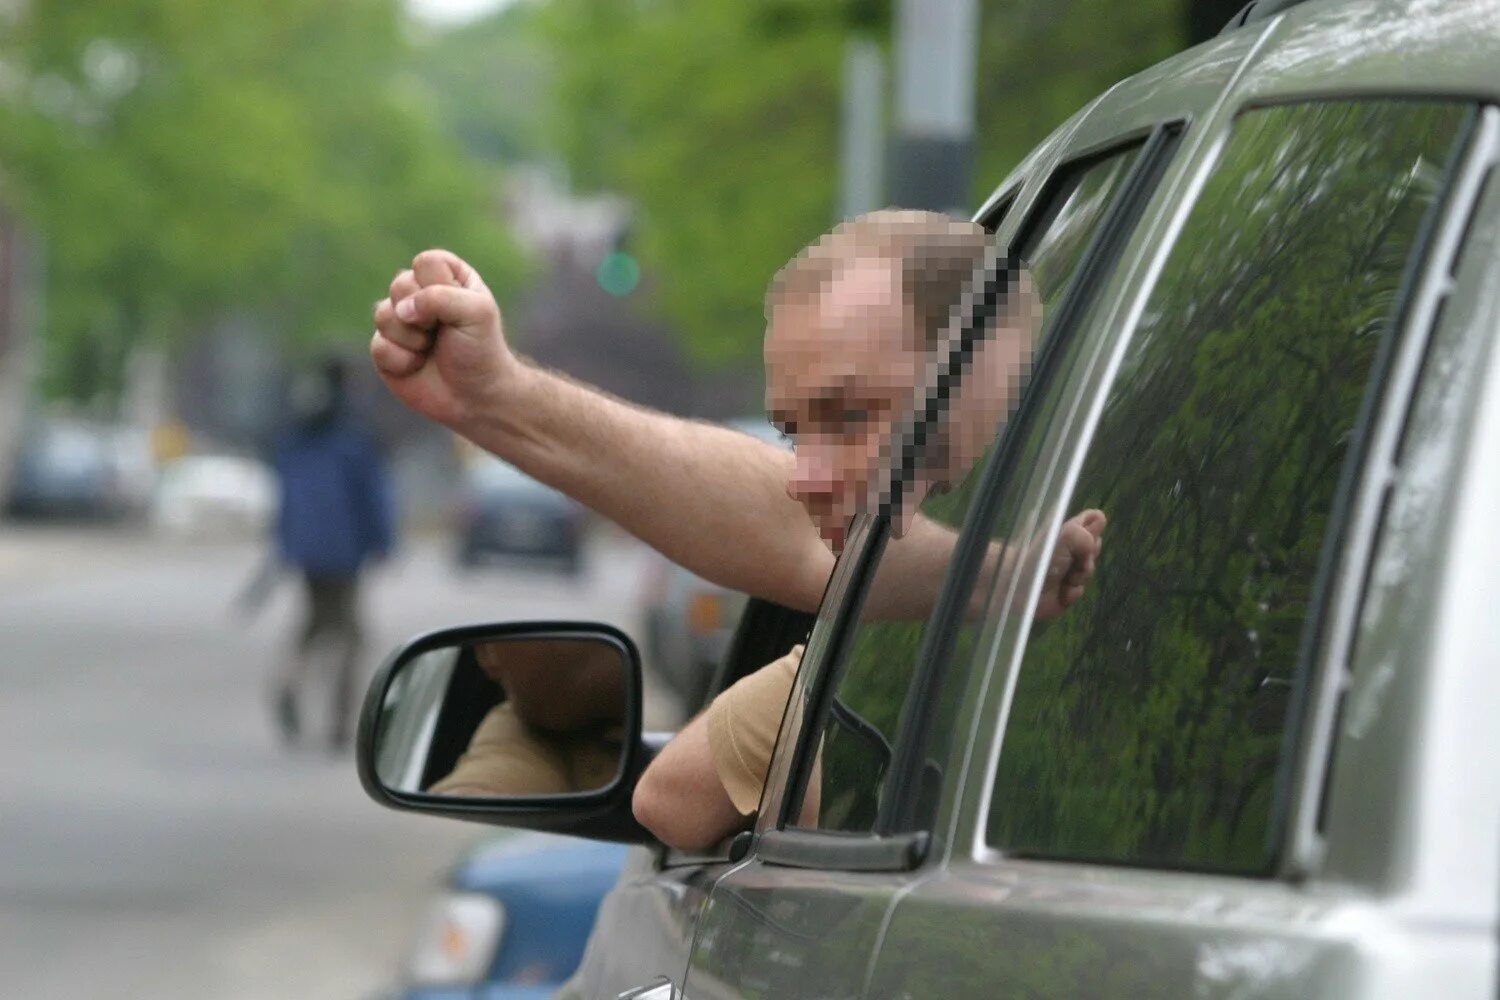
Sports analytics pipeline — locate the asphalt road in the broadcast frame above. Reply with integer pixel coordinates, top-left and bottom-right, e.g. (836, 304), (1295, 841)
(0, 522), (664, 999)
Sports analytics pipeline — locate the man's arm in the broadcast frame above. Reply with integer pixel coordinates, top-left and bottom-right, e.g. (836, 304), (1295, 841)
(869, 508), (1106, 621)
(487, 369), (835, 611)
(632, 711), (743, 851)
(633, 705), (821, 850)
(372, 249), (834, 611)
(634, 646), (807, 850)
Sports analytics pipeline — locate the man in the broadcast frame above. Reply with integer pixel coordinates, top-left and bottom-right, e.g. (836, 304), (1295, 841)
(370, 211), (1102, 846)
(272, 359), (395, 750)
(631, 216), (1098, 846)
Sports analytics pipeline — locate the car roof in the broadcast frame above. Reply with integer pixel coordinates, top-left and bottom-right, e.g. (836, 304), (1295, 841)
(1229, 0), (1500, 101)
(977, 0), (1500, 226)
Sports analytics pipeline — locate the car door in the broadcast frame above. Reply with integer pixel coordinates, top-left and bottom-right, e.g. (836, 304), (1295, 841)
(669, 89), (1187, 1000)
(867, 34), (1489, 1000)
(559, 596), (814, 1000)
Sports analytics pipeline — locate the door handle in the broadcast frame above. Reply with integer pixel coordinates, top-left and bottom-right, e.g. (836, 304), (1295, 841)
(617, 976), (676, 1000)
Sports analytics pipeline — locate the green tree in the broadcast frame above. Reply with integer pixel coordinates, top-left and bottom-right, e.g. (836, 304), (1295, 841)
(0, 0), (526, 405)
(539, 0), (847, 367)
(540, 0), (1183, 369)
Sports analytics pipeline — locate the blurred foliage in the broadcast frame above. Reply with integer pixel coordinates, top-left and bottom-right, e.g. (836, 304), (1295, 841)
(408, 3), (554, 165)
(0, 0), (526, 403)
(538, 0), (846, 367)
(0, 0), (1208, 400)
(538, 0), (1183, 368)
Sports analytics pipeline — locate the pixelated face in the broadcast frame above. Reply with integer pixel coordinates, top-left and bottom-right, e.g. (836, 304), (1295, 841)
(765, 258), (924, 553)
(766, 259), (1040, 553)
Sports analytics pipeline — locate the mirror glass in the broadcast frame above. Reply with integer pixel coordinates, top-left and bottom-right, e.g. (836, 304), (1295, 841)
(373, 635), (628, 799)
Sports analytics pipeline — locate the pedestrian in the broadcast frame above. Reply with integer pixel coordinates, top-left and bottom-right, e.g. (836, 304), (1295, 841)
(270, 357), (395, 750)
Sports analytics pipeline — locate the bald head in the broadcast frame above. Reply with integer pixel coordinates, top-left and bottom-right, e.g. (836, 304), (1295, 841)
(762, 209), (1040, 551)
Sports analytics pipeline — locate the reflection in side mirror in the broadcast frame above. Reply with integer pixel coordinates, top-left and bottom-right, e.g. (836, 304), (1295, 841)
(372, 633), (629, 801)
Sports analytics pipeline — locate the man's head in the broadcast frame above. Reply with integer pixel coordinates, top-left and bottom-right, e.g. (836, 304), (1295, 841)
(763, 209), (1037, 552)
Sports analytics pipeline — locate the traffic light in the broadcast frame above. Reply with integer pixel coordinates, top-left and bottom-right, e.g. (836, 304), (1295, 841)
(595, 251), (641, 297)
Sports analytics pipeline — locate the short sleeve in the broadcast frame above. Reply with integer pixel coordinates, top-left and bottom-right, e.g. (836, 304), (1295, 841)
(705, 645), (803, 815)
(428, 703), (572, 796)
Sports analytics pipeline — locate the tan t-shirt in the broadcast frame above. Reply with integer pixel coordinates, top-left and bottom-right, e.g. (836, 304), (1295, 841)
(705, 644), (804, 815)
(428, 702), (622, 797)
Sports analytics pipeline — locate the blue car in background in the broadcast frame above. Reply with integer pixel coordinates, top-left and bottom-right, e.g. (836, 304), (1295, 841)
(392, 833), (629, 999)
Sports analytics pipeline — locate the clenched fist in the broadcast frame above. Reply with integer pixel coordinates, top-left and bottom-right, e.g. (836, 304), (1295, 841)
(371, 249), (521, 429)
(1035, 508), (1106, 620)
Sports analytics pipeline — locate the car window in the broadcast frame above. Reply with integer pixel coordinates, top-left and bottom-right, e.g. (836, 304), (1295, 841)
(785, 140), (1151, 836)
(983, 100), (1468, 873)
(1017, 144), (1144, 296)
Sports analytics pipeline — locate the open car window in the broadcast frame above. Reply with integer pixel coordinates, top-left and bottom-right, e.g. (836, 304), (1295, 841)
(780, 136), (1161, 840)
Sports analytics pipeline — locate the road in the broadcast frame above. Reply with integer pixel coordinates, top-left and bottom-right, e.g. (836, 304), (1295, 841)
(0, 522), (666, 999)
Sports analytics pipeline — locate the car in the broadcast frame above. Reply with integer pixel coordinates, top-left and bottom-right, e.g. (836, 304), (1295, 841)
(385, 832), (629, 999)
(358, 2), (1500, 996)
(151, 454), (275, 538)
(4, 417), (142, 520)
(638, 419), (788, 710)
(453, 453), (588, 576)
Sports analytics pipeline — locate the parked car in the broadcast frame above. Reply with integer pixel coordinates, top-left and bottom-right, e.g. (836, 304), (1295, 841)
(360, 2), (1500, 997)
(385, 833), (628, 999)
(5, 417), (142, 520)
(151, 454), (275, 538)
(639, 418), (788, 710)
(453, 454), (588, 576)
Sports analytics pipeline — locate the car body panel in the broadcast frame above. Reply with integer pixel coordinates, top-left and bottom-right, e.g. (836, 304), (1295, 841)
(680, 862), (919, 1000)
(401, 834), (628, 1000)
(1318, 125), (1500, 911)
(555, 849), (725, 1000)
(1238, 0), (1500, 104)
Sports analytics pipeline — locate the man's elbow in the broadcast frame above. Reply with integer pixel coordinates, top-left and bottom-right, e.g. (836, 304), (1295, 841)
(631, 771), (719, 852)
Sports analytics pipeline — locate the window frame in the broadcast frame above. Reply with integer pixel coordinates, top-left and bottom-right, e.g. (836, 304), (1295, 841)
(1282, 103), (1497, 878)
(967, 97), (1485, 880)
(752, 123), (1185, 874)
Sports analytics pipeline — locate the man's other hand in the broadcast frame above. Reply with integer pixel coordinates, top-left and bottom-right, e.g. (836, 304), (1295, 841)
(371, 249), (523, 429)
(1035, 508), (1106, 620)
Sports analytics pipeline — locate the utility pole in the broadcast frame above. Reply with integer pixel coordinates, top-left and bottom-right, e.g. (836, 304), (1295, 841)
(839, 36), (886, 220)
(889, 0), (980, 216)
(0, 208), (39, 499)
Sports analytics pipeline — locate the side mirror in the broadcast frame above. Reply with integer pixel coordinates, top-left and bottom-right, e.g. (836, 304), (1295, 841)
(356, 621), (654, 843)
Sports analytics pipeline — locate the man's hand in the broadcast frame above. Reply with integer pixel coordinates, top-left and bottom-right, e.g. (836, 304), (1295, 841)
(371, 249), (523, 429)
(1035, 508), (1106, 620)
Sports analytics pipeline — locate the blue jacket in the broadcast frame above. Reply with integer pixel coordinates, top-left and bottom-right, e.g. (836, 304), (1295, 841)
(273, 419), (395, 576)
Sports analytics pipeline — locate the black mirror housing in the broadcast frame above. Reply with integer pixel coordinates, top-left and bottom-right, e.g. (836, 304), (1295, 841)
(356, 620), (657, 844)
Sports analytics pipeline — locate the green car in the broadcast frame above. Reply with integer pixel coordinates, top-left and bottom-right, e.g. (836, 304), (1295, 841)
(361, 1), (1500, 996)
